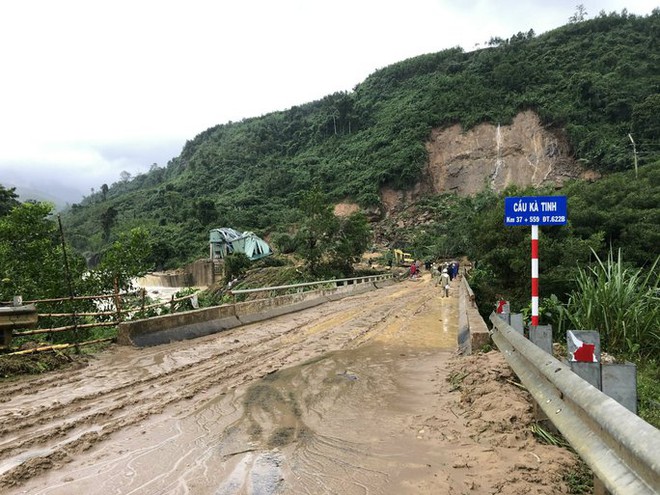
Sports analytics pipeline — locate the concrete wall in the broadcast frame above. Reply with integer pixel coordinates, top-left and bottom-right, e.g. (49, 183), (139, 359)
(137, 259), (215, 288)
(458, 277), (490, 354)
(117, 304), (239, 347)
(118, 280), (386, 347)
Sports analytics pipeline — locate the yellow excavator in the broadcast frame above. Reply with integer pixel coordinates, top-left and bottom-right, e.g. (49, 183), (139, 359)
(393, 249), (414, 266)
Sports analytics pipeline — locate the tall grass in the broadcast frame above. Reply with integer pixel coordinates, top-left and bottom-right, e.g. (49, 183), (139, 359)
(558, 250), (659, 359)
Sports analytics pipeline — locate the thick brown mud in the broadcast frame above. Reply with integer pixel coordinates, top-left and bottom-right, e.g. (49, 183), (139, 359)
(0, 274), (580, 494)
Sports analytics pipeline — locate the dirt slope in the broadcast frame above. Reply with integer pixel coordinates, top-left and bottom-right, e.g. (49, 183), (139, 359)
(424, 111), (597, 196)
(0, 274), (581, 494)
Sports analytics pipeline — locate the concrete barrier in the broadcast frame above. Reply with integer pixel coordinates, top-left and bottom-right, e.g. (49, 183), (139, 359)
(117, 304), (240, 347)
(118, 278), (389, 347)
(373, 278), (396, 289)
(458, 277), (490, 354)
(457, 289), (470, 353)
(0, 304), (38, 347)
(137, 259), (215, 288)
(325, 281), (375, 301)
(235, 289), (330, 325)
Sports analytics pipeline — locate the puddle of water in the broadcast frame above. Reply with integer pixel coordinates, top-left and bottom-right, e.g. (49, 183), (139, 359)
(229, 343), (453, 493)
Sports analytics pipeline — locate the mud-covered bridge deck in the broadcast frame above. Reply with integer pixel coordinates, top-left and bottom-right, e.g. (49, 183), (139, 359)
(0, 274), (580, 494)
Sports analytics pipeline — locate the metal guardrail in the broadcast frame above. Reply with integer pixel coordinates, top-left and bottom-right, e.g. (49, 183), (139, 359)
(489, 314), (660, 495)
(229, 273), (394, 296)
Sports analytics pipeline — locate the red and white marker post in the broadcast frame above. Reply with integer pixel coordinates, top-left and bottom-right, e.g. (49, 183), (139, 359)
(531, 225), (539, 326)
(504, 195), (567, 330)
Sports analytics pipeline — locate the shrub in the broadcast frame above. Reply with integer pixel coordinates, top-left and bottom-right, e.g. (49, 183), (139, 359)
(555, 249), (659, 359)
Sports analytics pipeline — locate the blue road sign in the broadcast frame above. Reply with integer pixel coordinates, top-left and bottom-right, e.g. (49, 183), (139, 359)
(505, 196), (567, 226)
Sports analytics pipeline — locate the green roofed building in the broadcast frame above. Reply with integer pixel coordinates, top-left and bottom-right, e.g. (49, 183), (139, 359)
(209, 228), (273, 261)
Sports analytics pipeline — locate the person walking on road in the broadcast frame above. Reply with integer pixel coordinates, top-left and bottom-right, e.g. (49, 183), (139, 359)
(439, 268), (451, 297)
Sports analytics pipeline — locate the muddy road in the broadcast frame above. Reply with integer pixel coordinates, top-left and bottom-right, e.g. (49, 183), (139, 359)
(0, 275), (579, 494)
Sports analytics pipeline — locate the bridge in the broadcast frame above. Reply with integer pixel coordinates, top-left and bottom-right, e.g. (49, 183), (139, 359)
(0, 272), (657, 494)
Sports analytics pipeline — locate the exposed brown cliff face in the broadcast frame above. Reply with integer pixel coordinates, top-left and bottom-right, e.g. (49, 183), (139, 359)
(379, 111), (598, 215)
(425, 110), (596, 196)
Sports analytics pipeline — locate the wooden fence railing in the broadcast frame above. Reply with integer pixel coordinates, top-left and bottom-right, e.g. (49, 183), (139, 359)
(2, 290), (199, 355)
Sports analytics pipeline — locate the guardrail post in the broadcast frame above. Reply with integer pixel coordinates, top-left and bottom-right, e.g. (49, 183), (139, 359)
(567, 330), (601, 390)
(597, 360), (637, 495)
(566, 331), (612, 494)
(529, 324), (553, 355)
(602, 362), (638, 414)
(495, 312), (510, 325)
(510, 313), (524, 334)
(528, 324), (554, 423)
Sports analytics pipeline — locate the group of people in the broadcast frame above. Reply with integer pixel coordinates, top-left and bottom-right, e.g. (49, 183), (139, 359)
(407, 259), (462, 298)
(445, 261), (460, 280)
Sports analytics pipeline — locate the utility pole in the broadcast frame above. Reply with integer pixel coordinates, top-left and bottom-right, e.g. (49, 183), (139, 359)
(628, 134), (638, 180)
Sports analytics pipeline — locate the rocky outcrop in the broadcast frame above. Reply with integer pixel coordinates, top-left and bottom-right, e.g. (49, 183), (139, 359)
(424, 111), (597, 196)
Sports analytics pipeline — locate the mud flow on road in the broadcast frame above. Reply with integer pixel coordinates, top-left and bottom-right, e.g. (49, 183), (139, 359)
(0, 274), (580, 494)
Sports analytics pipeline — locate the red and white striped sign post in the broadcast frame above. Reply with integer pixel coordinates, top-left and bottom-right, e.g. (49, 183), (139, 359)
(504, 196), (567, 330)
(531, 225), (539, 326)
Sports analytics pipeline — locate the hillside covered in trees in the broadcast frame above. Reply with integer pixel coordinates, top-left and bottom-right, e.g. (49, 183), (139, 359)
(56, 10), (658, 272)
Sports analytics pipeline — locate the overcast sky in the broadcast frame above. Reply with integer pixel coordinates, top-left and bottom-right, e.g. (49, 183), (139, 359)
(0, 0), (657, 205)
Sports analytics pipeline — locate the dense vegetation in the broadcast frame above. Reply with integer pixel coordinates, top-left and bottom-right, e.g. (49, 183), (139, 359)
(0, 184), (153, 304)
(377, 165), (658, 337)
(58, 10), (659, 270)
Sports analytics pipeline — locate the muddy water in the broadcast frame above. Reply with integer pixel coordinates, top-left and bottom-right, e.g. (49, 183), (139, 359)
(2, 274), (461, 494)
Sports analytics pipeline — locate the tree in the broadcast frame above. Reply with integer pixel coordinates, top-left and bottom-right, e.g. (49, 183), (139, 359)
(224, 253), (251, 284)
(0, 184), (20, 217)
(631, 94), (660, 160)
(87, 227), (153, 293)
(569, 4), (588, 23)
(329, 213), (371, 274)
(119, 171), (132, 183)
(294, 187), (371, 276)
(101, 183), (109, 201)
(100, 206), (118, 241)
(0, 202), (85, 300)
(295, 188), (338, 275)
(194, 198), (218, 226)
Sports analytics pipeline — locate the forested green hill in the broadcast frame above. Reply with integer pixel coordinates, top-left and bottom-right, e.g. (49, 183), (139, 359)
(61, 10), (659, 269)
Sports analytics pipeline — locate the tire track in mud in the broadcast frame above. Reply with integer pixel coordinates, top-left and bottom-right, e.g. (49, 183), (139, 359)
(0, 279), (437, 490)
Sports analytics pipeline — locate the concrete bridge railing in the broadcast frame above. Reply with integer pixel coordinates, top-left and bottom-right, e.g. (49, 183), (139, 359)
(118, 274), (395, 347)
(457, 276), (490, 354)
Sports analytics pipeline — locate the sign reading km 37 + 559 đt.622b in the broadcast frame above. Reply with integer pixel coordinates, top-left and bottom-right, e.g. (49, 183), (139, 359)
(504, 196), (568, 226)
